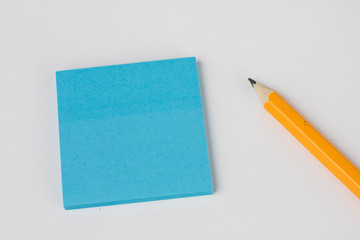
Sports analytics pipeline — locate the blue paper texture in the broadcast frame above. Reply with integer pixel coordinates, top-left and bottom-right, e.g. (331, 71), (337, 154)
(56, 57), (213, 210)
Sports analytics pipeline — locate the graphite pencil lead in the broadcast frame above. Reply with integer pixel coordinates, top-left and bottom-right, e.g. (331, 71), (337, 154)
(248, 78), (256, 87)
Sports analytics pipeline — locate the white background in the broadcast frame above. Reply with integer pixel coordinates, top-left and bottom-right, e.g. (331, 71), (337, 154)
(1, 0), (360, 239)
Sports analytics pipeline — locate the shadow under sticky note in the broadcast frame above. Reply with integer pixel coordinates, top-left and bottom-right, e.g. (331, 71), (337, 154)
(56, 57), (213, 210)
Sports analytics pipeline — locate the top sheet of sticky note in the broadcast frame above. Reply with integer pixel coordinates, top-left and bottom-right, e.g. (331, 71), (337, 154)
(56, 57), (213, 210)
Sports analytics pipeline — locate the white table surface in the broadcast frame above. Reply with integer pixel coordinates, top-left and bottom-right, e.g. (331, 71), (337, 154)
(1, 0), (360, 239)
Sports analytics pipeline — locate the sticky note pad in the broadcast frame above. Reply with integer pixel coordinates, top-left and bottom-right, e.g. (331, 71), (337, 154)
(56, 57), (213, 210)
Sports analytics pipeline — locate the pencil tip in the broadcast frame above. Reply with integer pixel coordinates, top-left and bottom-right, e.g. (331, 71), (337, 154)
(248, 78), (256, 87)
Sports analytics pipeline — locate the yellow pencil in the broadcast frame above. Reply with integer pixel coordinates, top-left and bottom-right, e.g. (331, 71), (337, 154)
(249, 78), (360, 200)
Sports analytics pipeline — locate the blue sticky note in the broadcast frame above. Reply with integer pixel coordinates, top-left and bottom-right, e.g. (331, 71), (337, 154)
(56, 57), (213, 210)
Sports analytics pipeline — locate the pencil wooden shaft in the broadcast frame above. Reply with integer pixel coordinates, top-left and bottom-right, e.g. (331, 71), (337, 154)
(265, 92), (360, 199)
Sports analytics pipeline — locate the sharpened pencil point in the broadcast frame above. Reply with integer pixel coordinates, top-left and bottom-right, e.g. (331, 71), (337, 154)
(248, 78), (256, 87)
